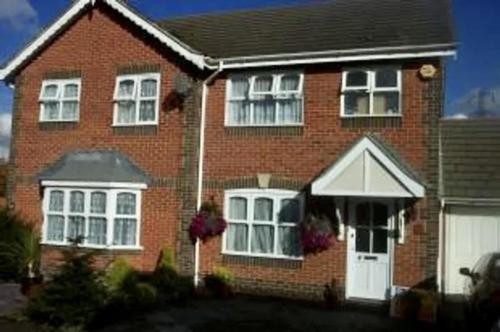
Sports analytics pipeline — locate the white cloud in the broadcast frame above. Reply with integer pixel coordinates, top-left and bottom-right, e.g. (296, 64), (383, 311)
(451, 87), (500, 118)
(0, 0), (38, 32)
(0, 113), (12, 160)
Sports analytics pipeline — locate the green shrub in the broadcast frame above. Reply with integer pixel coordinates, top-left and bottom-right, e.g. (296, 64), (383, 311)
(26, 244), (106, 329)
(104, 258), (137, 294)
(0, 209), (40, 281)
(157, 247), (176, 270)
(212, 266), (234, 284)
(151, 247), (193, 305)
(133, 282), (158, 308)
(204, 267), (234, 299)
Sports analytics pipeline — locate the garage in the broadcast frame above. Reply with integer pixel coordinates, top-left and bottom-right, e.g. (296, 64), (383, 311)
(441, 120), (500, 295)
(445, 205), (500, 294)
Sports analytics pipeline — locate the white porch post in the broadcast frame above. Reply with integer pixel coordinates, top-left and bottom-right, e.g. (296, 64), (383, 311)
(397, 199), (405, 244)
(335, 197), (345, 241)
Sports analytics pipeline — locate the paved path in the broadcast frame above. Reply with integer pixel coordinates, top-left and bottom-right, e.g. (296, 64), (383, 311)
(98, 298), (452, 332)
(0, 284), (26, 317)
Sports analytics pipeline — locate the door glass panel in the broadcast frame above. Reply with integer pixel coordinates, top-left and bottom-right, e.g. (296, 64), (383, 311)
(356, 202), (370, 226)
(373, 229), (388, 253)
(356, 228), (370, 253)
(373, 203), (388, 227)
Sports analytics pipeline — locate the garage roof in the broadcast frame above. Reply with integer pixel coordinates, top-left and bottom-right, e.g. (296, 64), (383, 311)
(441, 120), (500, 200)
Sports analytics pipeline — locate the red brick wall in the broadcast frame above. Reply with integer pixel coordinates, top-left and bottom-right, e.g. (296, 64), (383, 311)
(199, 62), (442, 299)
(11, 4), (194, 272)
(8, 1), (443, 300)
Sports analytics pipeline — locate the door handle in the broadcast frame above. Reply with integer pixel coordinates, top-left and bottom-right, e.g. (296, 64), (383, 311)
(364, 256), (378, 261)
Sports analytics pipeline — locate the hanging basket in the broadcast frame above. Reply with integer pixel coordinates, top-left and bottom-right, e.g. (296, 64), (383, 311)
(301, 214), (335, 255)
(189, 201), (227, 243)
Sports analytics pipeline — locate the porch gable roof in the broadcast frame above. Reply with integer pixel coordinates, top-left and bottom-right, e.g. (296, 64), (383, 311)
(311, 134), (425, 198)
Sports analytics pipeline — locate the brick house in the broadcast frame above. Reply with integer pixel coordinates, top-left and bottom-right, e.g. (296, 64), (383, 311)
(0, 0), (456, 301)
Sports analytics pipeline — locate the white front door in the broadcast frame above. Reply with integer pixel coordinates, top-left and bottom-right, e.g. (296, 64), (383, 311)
(347, 201), (393, 300)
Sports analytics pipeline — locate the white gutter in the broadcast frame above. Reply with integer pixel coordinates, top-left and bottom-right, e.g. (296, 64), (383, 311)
(442, 198), (500, 206)
(217, 43), (458, 63)
(194, 62), (223, 287)
(219, 50), (457, 70)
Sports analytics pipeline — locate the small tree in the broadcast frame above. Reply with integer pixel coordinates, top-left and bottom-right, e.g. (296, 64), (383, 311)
(0, 209), (40, 281)
(26, 239), (106, 329)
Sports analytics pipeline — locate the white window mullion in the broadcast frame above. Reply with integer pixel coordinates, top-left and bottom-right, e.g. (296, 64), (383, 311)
(273, 197), (279, 255)
(247, 195), (254, 254)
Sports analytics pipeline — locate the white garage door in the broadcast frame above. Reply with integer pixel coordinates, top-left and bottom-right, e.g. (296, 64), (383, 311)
(445, 206), (500, 294)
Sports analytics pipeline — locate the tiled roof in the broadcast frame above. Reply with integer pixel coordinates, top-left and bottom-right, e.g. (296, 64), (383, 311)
(441, 120), (500, 199)
(158, 0), (455, 59)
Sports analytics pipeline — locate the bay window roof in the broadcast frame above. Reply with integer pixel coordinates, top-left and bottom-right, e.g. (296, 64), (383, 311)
(38, 150), (149, 185)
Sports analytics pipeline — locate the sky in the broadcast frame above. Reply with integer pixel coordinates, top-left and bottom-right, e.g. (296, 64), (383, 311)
(0, 0), (499, 157)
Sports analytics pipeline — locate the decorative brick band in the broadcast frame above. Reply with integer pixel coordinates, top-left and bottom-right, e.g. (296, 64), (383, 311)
(341, 117), (402, 128)
(150, 177), (180, 188)
(117, 63), (161, 75)
(39, 122), (78, 131)
(230, 276), (326, 301)
(222, 255), (303, 270)
(43, 70), (81, 79)
(224, 126), (303, 137)
(204, 176), (306, 191)
(112, 125), (158, 136)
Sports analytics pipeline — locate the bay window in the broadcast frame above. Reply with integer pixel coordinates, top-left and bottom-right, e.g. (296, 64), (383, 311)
(39, 79), (81, 122)
(341, 68), (401, 117)
(224, 189), (303, 259)
(226, 72), (304, 126)
(43, 187), (142, 249)
(113, 73), (160, 126)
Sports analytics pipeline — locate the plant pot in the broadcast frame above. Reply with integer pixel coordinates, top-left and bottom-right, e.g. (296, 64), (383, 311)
(20, 276), (44, 297)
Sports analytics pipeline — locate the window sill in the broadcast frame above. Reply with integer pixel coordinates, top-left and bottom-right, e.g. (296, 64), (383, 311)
(222, 251), (303, 261)
(340, 114), (402, 118)
(341, 116), (402, 128)
(224, 126), (303, 137)
(112, 125), (158, 136)
(222, 253), (304, 269)
(39, 121), (79, 131)
(112, 123), (158, 127)
(41, 242), (144, 253)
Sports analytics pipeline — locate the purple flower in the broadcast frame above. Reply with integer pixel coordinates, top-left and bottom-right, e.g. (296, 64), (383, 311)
(300, 224), (335, 255)
(189, 209), (227, 243)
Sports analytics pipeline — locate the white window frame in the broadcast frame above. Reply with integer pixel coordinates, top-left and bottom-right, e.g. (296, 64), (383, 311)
(222, 188), (304, 260)
(41, 186), (143, 250)
(340, 67), (402, 118)
(39, 79), (81, 122)
(113, 72), (161, 127)
(225, 72), (304, 127)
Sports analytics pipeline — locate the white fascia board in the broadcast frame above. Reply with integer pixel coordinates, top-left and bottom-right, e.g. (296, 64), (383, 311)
(41, 180), (147, 190)
(442, 197), (500, 206)
(0, 0), (92, 81)
(104, 0), (207, 70)
(220, 50), (457, 70)
(311, 137), (425, 198)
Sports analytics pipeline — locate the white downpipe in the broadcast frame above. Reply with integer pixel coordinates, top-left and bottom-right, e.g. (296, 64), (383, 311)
(194, 63), (223, 287)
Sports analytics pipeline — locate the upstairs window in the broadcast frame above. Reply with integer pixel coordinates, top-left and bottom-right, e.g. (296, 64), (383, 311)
(39, 79), (81, 122)
(226, 73), (304, 126)
(113, 73), (160, 126)
(341, 68), (401, 117)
